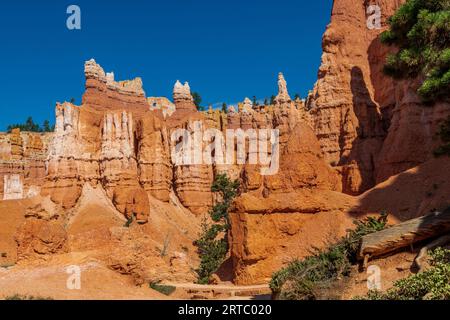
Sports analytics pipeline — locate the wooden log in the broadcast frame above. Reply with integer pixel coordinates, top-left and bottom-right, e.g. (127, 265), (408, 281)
(359, 207), (450, 261)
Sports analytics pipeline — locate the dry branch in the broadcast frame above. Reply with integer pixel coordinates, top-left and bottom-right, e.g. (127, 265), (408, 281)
(359, 207), (450, 262)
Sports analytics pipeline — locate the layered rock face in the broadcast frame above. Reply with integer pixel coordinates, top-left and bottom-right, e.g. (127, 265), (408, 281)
(170, 80), (198, 119)
(42, 64), (160, 222)
(308, 0), (402, 195)
(228, 122), (350, 284)
(374, 79), (450, 183)
(308, 0), (450, 195)
(228, 0), (450, 284)
(83, 59), (149, 113)
(1, 0), (449, 287)
(43, 102), (86, 208)
(0, 129), (50, 201)
(136, 116), (172, 202)
(147, 97), (175, 118)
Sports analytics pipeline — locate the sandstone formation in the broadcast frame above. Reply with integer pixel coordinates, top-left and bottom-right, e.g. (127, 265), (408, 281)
(307, 0), (450, 197)
(171, 80), (198, 120)
(15, 218), (68, 260)
(148, 97), (175, 118)
(0, 0), (449, 291)
(241, 98), (253, 113)
(0, 129), (49, 201)
(308, 0), (400, 195)
(83, 59), (148, 113)
(274, 72), (291, 105)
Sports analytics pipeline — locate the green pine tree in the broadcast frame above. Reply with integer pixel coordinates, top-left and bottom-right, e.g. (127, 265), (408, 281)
(252, 96), (258, 106)
(221, 102), (227, 113)
(192, 92), (203, 111)
(194, 174), (240, 284)
(381, 0), (450, 103)
(270, 95), (276, 105)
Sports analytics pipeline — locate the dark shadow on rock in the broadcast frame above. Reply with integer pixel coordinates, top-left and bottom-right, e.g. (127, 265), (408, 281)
(367, 34), (398, 132)
(215, 257), (234, 282)
(340, 66), (385, 195)
(347, 157), (450, 222)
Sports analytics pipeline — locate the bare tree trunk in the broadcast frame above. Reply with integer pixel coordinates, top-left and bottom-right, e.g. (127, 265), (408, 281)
(359, 208), (450, 263)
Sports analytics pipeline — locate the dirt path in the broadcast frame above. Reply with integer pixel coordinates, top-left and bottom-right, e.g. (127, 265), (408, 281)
(0, 261), (167, 300)
(162, 282), (272, 300)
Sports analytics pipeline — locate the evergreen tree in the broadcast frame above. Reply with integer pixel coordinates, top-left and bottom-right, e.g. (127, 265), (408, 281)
(192, 92), (203, 111)
(270, 95), (276, 105)
(381, 0), (450, 103)
(194, 174), (240, 284)
(42, 120), (52, 132)
(6, 116), (53, 133)
(221, 102), (227, 113)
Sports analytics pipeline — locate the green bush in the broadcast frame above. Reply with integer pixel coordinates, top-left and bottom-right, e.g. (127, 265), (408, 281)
(194, 174), (239, 284)
(358, 247), (450, 300)
(149, 281), (176, 296)
(270, 213), (388, 300)
(381, 0), (450, 103)
(123, 214), (134, 228)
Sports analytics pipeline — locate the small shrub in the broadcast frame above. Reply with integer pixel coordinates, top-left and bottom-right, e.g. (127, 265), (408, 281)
(123, 214), (134, 228)
(149, 281), (176, 296)
(270, 212), (389, 300)
(357, 247), (450, 300)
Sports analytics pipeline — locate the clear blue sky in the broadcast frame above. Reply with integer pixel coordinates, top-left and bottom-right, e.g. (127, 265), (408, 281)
(0, 0), (333, 130)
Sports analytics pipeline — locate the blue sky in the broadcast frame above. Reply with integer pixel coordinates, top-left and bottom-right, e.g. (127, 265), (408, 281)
(0, 0), (333, 130)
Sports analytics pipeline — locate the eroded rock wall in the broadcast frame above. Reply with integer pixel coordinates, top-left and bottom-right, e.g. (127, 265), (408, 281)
(0, 129), (50, 201)
(308, 0), (404, 194)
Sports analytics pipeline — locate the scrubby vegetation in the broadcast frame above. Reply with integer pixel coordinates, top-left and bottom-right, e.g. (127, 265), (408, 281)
(6, 116), (54, 133)
(381, 0), (450, 103)
(270, 213), (389, 300)
(194, 174), (240, 284)
(358, 247), (450, 300)
(149, 281), (176, 296)
(123, 214), (134, 228)
(434, 115), (450, 156)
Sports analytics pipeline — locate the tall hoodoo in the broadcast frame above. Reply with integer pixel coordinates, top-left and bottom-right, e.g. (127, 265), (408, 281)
(171, 80), (198, 116)
(173, 80), (194, 103)
(274, 72), (291, 104)
(241, 97), (253, 113)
